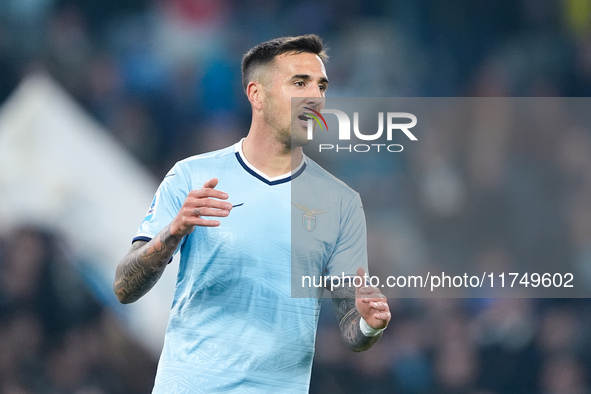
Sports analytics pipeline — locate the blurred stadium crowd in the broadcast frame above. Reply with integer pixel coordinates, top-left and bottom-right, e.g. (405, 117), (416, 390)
(2, 0), (591, 393)
(0, 227), (157, 393)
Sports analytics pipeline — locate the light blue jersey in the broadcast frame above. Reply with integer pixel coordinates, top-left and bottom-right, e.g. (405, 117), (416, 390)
(135, 140), (367, 393)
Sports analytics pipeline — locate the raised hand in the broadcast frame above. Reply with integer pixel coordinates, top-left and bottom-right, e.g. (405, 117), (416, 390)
(170, 178), (233, 236)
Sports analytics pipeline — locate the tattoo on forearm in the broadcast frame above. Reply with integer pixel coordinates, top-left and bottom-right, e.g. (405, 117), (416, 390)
(331, 285), (382, 351)
(114, 226), (182, 303)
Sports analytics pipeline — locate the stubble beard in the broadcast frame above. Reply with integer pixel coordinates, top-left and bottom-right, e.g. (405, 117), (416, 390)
(262, 103), (309, 153)
(276, 122), (310, 152)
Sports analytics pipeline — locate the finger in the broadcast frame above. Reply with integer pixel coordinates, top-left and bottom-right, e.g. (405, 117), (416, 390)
(190, 206), (230, 218)
(189, 198), (233, 211)
(175, 215), (223, 229)
(189, 188), (229, 200)
(193, 218), (222, 227)
(203, 178), (219, 189)
(368, 301), (389, 311)
(181, 205), (229, 219)
(184, 212), (225, 227)
(357, 283), (385, 302)
(355, 267), (367, 298)
(360, 297), (387, 305)
(358, 286), (382, 294)
(356, 267), (366, 286)
(373, 311), (391, 321)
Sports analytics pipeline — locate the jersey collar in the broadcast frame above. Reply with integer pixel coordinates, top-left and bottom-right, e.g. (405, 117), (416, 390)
(234, 139), (306, 186)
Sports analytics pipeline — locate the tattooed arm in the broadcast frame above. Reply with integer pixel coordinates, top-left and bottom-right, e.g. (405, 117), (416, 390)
(113, 178), (232, 304)
(330, 267), (391, 352)
(114, 225), (182, 304)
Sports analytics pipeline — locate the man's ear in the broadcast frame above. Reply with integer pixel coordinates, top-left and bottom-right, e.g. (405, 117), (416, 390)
(247, 81), (264, 111)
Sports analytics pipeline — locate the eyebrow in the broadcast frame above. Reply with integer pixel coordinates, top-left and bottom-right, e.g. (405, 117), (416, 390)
(291, 74), (329, 85)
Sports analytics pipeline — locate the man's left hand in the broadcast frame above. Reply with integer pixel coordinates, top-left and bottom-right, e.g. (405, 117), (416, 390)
(355, 267), (391, 330)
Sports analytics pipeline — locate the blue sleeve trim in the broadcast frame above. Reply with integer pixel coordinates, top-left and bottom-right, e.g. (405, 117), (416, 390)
(131, 235), (174, 264)
(132, 236), (152, 244)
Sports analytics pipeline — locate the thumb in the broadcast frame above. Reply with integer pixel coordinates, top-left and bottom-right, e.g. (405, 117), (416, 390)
(356, 267), (366, 286)
(355, 267), (366, 298)
(203, 178), (219, 189)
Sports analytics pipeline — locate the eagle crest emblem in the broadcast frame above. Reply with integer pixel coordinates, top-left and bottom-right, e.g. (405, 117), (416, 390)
(292, 203), (328, 232)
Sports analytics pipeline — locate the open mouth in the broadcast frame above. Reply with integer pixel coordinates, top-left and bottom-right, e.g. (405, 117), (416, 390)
(298, 114), (312, 121)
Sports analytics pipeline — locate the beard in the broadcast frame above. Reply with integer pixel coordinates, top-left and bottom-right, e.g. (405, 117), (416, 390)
(289, 120), (312, 149)
(262, 99), (310, 151)
(268, 121), (310, 151)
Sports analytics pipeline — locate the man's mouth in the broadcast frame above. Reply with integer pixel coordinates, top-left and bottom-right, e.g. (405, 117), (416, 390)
(298, 114), (312, 121)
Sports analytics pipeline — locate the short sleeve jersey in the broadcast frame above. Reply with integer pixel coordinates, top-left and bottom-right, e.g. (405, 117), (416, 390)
(136, 140), (368, 393)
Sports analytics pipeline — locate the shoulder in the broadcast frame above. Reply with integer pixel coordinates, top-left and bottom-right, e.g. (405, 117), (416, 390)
(169, 143), (239, 177)
(160, 143), (238, 188)
(303, 156), (360, 199)
(176, 144), (237, 169)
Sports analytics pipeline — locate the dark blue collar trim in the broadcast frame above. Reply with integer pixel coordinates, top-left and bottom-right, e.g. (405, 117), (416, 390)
(235, 152), (306, 185)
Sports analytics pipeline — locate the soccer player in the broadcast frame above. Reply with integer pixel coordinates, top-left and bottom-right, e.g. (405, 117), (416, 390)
(113, 34), (391, 393)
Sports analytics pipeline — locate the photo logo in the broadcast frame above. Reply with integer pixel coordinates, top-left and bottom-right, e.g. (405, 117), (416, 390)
(306, 109), (418, 153)
(303, 107), (328, 132)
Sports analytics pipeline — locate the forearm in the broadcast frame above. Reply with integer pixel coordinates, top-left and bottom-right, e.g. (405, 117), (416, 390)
(113, 225), (182, 304)
(331, 286), (382, 352)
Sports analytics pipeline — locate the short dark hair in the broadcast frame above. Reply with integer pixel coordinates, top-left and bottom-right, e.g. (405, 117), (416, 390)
(241, 34), (328, 92)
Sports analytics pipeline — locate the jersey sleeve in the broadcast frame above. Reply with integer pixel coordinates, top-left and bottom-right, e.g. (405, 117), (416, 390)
(324, 192), (368, 278)
(134, 163), (189, 244)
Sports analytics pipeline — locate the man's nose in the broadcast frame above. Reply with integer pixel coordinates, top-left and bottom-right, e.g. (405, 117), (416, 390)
(305, 96), (324, 110)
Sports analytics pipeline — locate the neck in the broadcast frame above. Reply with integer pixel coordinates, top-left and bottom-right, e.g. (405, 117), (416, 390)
(242, 132), (303, 178)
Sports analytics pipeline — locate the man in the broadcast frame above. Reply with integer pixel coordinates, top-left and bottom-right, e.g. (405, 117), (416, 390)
(114, 34), (390, 393)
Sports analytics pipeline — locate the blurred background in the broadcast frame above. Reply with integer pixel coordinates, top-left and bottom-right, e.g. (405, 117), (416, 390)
(1, 0), (591, 393)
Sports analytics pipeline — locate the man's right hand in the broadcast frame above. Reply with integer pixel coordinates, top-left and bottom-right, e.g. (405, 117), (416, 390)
(170, 178), (232, 236)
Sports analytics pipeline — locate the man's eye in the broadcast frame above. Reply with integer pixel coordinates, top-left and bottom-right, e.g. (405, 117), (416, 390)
(319, 84), (327, 91)
(295, 81), (305, 87)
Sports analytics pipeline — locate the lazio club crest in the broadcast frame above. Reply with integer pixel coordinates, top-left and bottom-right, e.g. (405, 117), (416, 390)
(292, 203), (328, 232)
